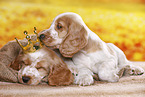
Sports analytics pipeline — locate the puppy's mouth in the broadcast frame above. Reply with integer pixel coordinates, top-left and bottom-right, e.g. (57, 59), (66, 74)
(40, 41), (60, 50)
(39, 34), (53, 44)
(39, 33), (60, 49)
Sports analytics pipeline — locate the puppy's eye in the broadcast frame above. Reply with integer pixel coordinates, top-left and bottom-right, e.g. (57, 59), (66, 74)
(36, 63), (44, 70)
(57, 23), (62, 29)
(36, 67), (46, 71)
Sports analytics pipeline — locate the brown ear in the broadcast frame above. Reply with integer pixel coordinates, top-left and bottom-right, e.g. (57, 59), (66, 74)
(48, 62), (74, 86)
(59, 23), (88, 58)
(9, 53), (23, 71)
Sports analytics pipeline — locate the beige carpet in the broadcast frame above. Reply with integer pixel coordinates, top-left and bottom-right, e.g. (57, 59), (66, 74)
(0, 62), (145, 97)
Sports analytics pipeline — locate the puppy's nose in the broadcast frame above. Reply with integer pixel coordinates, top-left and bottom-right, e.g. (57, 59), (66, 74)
(39, 34), (45, 40)
(22, 76), (30, 83)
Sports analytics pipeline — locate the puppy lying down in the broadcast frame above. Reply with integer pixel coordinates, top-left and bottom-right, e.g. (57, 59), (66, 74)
(17, 46), (74, 85)
(39, 12), (144, 86)
(12, 29), (74, 86)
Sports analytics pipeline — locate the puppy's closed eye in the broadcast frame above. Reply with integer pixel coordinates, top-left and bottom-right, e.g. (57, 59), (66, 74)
(36, 66), (44, 70)
(35, 62), (47, 71)
(36, 66), (47, 71)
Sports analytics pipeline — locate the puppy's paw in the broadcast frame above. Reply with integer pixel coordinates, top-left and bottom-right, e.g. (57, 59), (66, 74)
(124, 66), (144, 76)
(130, 66), (144, 75)
(74, 74), (94, 86)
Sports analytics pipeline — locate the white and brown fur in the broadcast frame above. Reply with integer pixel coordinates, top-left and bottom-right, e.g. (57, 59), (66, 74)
(12, 46), (74, 86)
(39, 12), (144, 86)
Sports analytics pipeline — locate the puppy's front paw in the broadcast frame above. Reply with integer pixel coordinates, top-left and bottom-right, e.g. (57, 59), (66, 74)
(74, 74), (94, 86)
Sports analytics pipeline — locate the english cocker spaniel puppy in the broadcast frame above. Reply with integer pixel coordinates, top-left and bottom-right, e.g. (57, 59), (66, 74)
(39, 12), (144, 86)
(13, 46), (74, 86)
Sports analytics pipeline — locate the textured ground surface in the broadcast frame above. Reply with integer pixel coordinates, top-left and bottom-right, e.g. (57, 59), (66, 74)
(0, 62), (145, 97)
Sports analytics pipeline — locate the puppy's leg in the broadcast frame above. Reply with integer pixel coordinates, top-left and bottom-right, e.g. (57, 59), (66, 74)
(72, 53), (94, 86)
(98, 61), (119, 82)
(107, 43), (144, 77)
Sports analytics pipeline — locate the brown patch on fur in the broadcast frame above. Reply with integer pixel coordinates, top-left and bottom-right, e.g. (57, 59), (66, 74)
(9, 52), (25, 71)
(83, 38), (102, 53)
(48, 64), (74, 86)
(55, 18), (68, 38)
(57, 15), (88, 57)
(10, 52), (32, 70)
(17, 46), (74, 86)
(39, 14), (88, 57)
(22, 56), (32, 66)
(36, 61), (47, 71)
(39, 47), (74, 86)
(10, 56), (22, 71)
(118, 68), (125, 78)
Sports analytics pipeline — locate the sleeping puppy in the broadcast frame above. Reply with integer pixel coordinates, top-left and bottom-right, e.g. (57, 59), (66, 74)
(39, 12), (144, 86)
(13, 46), (74, 86)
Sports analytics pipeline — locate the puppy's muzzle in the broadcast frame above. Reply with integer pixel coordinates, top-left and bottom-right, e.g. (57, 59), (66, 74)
(22, 76), (30, 83)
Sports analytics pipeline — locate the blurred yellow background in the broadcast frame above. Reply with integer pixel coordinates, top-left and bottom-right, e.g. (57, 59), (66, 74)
(0, 0), (145, 61)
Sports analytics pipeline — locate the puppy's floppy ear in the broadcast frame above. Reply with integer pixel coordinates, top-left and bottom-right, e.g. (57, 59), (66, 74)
(48, 62), (74, 86)
(59, 22), (88, 58)
(10, 55), (22, 71)
(9, 52), (24, 71)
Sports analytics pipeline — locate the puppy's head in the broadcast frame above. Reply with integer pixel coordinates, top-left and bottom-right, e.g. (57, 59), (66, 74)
(39, 12), (88, 57)
(15, 47), (73, 86)
(18, 48), (50, 85)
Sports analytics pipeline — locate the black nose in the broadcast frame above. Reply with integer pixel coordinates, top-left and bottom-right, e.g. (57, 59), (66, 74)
(39, 34), (45, 40)
(22, 76), (30, 83)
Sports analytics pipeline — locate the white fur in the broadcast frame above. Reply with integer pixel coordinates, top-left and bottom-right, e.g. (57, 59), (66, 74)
(18, 49), (48, 85)
(29, 49), (46, 62)
(42, 12), (144, 86)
